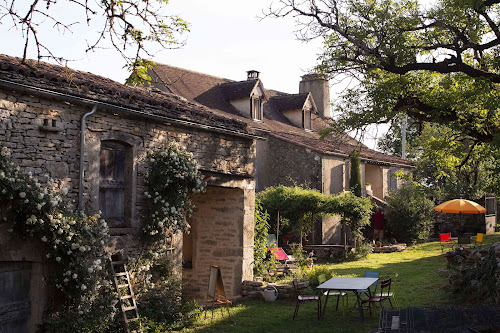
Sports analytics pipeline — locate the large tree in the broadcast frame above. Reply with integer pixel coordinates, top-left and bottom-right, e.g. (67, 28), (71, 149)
(0, 0), (189, 82)
(379, 121), (500, 198)
(266, 0), (500, 144)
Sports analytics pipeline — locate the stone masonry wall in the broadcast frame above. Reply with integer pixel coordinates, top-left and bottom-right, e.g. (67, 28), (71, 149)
(0, 88), (256, 309)
(256, 135), (322, 191)
(183, 186), (255, 302)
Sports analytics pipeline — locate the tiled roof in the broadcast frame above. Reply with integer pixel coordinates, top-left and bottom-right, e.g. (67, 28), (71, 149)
(269, 93), (313, 112)
(0, 54), (251, 135)
(218, 80), (259, 101)
(150, 63), (413, 167)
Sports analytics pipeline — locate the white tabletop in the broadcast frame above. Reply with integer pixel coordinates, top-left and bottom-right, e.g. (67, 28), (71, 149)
(317, 277), (378, 291)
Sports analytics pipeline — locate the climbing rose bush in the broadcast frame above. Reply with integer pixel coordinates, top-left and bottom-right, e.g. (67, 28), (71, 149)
(0, 146), (117, 331)
(142, 142), (205, 241)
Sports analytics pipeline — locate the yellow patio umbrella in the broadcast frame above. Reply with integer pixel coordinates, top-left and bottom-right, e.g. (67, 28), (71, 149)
(434, 199), (486, 214)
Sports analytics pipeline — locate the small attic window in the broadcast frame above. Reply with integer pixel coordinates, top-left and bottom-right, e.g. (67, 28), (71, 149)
(252, 97), (263, 121)
(303, 108), (312, 131)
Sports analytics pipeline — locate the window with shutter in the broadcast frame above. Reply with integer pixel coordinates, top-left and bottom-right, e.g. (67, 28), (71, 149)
(99, 141), (131, 228)
(303, 108), (311, 130)
(252, 97), (262, 121)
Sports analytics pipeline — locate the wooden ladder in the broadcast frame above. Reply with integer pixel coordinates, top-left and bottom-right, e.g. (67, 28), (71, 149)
(110, 252), (141, 333)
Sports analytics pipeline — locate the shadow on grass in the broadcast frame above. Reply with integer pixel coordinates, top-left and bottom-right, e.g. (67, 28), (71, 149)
(186, 299), (379, 333)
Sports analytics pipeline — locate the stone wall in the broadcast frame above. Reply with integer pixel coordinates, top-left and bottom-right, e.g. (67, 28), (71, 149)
(241, 280), (309, 300)
(0, 86), (256, 325)
(256, 135), (322, 191)
(182, 186), (255, 302)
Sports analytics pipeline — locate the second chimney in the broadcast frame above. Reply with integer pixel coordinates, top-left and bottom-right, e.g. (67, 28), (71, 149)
(299, 74), (331, 119)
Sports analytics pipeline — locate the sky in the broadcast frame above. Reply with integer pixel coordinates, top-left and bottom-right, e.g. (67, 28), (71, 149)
(0, 0), (386, 149)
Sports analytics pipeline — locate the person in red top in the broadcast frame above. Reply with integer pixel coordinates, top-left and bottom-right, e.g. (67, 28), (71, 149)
(372, 207), (386, 244)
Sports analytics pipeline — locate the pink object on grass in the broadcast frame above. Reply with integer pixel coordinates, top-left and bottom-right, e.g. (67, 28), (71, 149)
(268, 247), (289, 261)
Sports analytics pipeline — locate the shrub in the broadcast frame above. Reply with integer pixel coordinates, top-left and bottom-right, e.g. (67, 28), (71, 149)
(253, 200), (271, 277)
(385, 183), (435, 244)
(448, 245), (500, 304)
(349, 151), (362, 197)
(137, 258), (201, 331)
(346, 241), (373, 261)
(289, 243), (315, 270)
(301, 265), (334, 288)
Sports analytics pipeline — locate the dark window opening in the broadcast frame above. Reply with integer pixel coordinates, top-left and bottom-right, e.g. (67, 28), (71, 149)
(183, 231), (193, 269)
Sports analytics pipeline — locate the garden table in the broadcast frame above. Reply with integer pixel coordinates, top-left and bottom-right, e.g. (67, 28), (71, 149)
(317, 276), (378, 322)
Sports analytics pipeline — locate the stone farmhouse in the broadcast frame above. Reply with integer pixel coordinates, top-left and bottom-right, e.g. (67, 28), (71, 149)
(0, 54), (258, 330)
(145, 64), (414, 244)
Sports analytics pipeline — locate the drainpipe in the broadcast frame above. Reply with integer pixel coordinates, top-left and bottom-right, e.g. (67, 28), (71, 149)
(79, 105), (98, 210)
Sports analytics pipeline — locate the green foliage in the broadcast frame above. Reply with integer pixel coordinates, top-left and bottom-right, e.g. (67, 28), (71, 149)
(349, 151), (362, 197)
(385, 183), (435, 244)
(256, 185), (327, 244)
(322, 191), (373, 243)
(253, 200), (273, 277)
(380, 121), (500, 198)
(346, 241), (374, 261)
(0, 146), (116, 332)
(142, 142), (205, 241)
(137, 258), (201, 331)
(257, 185), (372, 248)
(289, 244), (315, 270)
(448, 245), (500, 304)
(300, 265), (334, 288)
(126, 59), (157, 85)
(267, 0), (500, 151)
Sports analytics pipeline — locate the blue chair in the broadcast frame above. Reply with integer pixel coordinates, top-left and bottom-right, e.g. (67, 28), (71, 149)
(354, 271), (379, 306)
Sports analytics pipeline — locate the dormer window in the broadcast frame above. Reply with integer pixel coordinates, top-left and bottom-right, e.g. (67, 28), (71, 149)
(303, 108), (312, 131)
(252, 97), (263, 121)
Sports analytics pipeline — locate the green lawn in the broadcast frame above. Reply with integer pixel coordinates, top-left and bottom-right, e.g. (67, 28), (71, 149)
(179, 233), (500, 333)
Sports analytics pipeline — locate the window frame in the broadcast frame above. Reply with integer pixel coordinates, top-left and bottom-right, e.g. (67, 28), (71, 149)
(302, 108), (312, 131)
(99, 140), (133, 228)
(251, 96), (263, 121)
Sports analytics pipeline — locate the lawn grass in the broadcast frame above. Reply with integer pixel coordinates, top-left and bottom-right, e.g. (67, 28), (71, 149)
(179, 233), (500, 333)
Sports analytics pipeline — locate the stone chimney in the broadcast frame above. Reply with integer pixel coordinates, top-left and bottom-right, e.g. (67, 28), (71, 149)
(299, 74), (331, 119)
(247, 70), (260, 80)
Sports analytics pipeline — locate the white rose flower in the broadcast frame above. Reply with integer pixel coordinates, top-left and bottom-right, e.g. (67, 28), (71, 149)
(24, 199), (29, 203)
(71, 244), (78, 250)
(61, 187), (68, 195)
(81, 284), (87, 291)
(79, 246), (86, 252)
(55, 257), (61, 262)
(72, 273), (78, 279)
(57, 229), (63, 235)
(46, 253), (51, 258)
(66, 236), (72, 241)
(19, 192), (26, 198)
(67, 250), (72, 255)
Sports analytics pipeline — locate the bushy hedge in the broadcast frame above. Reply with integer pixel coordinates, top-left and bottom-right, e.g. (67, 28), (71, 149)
(448, 244), (500, 304)
(385, 183), (435, 244)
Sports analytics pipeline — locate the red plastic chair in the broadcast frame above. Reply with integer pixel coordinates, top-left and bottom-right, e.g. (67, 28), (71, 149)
(439, 233), (455, 252)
